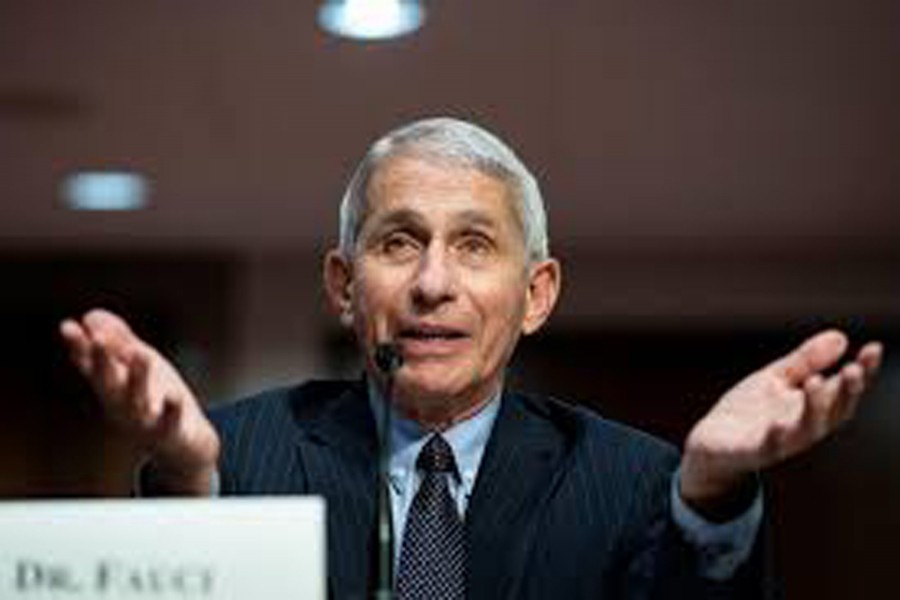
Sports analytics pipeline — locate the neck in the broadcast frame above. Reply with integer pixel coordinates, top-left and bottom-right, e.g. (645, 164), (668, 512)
(371, 376), (502, 432)
(396, 395), (494, 431)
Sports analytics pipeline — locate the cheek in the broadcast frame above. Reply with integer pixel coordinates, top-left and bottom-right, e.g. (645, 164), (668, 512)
(473, 281), (529, 347)
(353, 271), (407, 331)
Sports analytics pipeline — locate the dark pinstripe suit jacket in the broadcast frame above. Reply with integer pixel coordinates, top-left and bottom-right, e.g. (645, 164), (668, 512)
(210, 379), (769, 600)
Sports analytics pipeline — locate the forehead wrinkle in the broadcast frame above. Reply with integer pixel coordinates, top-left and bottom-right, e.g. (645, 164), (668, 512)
(366, 204), (510, 239)
(359, 155), (525, 247)
(451, 209), (504, 232)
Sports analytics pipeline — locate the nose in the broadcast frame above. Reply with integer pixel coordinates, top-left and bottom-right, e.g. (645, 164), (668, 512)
(410, 244), (456, 310)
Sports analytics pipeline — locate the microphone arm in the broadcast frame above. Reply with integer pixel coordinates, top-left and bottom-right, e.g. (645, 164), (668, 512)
(374, 343), (403, 600)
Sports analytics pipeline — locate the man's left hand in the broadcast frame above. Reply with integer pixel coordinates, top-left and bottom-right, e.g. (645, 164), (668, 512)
(679, 329), (883, 517)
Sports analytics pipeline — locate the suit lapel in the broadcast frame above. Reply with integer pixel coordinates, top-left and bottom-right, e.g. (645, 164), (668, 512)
(289, 384), (573, 600)
(293, 382), (378, 600)
(466, 392), (571, 600)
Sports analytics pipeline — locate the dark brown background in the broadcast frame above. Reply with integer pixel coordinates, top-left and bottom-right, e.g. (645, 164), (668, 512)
(1, 1), (898, 597)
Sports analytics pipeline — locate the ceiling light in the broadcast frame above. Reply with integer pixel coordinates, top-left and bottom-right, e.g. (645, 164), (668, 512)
(318, 0), (425, 41)
(61, 171), (149, 211)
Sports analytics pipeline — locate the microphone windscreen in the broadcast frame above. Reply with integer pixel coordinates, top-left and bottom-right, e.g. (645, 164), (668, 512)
(374, 343), (403, 374)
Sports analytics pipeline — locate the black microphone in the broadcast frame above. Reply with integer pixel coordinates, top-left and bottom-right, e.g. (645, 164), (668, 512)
(374, 342), (403, 600)
(375, 343), (404, 376)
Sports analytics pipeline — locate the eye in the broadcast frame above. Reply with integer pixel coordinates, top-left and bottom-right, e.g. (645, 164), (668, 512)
(457, 233), (494, 257)
(380, 231), (420, 258)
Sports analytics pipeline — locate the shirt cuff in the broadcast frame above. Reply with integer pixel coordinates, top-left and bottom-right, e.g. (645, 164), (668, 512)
(669, 470), (763, 581)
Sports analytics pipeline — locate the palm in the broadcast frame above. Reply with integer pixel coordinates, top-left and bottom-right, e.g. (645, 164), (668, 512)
(681, 330), (882, 505)
(60, 309), (220, 491)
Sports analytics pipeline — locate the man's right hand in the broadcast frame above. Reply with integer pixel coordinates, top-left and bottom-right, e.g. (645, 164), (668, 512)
(60, 309), (220, 495)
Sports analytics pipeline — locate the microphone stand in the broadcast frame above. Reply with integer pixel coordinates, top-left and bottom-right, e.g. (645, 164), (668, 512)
(374, 344), (402, 600)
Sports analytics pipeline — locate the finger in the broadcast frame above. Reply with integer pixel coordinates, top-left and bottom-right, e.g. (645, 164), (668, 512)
(83, 308), (133, 333)
(125, 347), (156, 427)
(82, 309), (139, 363)
(857, 341), (883, 381)
(91, 333), (131, 402)
(83, 309), (148, 398)
(131, 347), (177, 430)
(802, 373), (825, 397)
(827, 362), (865, 427)
(59, 318), (94, 374)
(842, 362), (866, 399)
(773, 329), (849, 385)
(799, 374), (826, 439)
(803, 371), (844, 440)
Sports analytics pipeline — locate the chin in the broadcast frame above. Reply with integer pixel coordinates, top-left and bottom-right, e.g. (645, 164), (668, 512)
(394, 367), (473, 406)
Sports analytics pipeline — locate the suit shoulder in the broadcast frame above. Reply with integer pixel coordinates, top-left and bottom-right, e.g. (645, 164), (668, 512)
(208, 379), (357, 437)
(515, 391), (679, 469)
(207, 379), (361, 494)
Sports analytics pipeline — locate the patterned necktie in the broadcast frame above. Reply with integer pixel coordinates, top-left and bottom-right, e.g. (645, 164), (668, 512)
(395, 434), (465, 600)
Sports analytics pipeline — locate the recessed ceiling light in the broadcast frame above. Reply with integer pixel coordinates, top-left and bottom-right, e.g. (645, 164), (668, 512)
(318, 0), (425, 41)
(61, 171), (149, 211)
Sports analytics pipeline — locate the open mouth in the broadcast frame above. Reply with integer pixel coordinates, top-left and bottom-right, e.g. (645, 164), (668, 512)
(398, 325), (468, 342)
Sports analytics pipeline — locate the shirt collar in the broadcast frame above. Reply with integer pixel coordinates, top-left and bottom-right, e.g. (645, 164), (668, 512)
(367, 380), (502, 491)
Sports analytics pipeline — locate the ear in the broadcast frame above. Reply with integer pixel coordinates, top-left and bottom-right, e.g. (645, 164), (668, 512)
(323, 249), (355, 327)
(521, 258), (562, 335)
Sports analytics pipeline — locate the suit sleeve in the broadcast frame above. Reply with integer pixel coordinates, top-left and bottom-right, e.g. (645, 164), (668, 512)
(607, 451), (779, 600)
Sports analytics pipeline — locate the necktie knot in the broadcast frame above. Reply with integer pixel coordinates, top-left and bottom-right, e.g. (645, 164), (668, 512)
(417, 434), (457, 475)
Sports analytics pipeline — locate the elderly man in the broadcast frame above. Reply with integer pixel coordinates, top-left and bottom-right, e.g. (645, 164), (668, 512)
(61, 118), (882, 600)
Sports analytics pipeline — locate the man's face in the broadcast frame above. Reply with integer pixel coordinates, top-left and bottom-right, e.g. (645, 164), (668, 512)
(326, 155), (559, 422)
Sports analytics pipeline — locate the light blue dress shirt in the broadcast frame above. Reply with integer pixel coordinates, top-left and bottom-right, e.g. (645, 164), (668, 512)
(369, 384), (501, 566)
(369, 384), (762, 580)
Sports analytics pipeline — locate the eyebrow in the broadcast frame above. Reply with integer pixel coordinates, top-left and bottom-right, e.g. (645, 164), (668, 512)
(366, 208), (425, 234)
(367, 208), (501, 234)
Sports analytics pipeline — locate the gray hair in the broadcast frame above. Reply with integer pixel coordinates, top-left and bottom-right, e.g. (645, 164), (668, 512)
(338, 117), (549, 262)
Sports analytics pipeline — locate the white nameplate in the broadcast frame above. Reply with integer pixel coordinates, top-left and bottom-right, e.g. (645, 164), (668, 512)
(0, 497), (325, 599)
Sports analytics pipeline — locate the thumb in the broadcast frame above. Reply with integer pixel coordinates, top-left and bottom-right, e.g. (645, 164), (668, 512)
(773, 329), (849, 385)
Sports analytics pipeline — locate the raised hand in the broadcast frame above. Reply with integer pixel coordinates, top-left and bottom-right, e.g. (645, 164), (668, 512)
(60, 309), (220, 494)
(679, 329), (883, 515)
